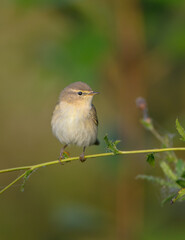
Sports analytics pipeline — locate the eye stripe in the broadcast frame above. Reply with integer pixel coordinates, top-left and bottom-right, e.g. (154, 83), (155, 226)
(70, 89), (91, 94)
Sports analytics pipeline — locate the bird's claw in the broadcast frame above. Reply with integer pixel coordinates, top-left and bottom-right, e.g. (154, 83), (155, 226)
(59, 151), (70, 165)
(79, 154), (86, 162)
(58, 156), (65, 165)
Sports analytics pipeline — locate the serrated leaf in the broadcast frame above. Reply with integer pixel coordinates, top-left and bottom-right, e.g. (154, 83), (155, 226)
(104, 135), (120, 155)
(171, 188), (185, 204)
(160, 161), (177, 181)
(136, 174), (178, 188)
(176, 118), (185, 141)
(146, 153), (155, 167)
(114, 140), (121, 146)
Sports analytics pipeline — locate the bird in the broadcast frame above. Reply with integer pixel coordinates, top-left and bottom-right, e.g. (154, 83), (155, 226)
(51, 81), (99, 162)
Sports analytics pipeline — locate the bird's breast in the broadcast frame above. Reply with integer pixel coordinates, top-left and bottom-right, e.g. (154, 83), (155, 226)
(51, 102), (97, 147)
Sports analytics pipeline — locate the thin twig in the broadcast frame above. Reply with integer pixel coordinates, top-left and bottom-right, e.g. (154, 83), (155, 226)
(1, 147), (185, 194)
(0, 172), (27, 194)
(0, 166), (32, 174)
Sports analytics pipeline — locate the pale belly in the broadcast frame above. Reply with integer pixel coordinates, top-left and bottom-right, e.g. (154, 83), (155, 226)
(51, 103), (98, 147)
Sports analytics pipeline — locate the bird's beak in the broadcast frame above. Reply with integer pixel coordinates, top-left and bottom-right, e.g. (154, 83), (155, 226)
(88, 91), (100, 96)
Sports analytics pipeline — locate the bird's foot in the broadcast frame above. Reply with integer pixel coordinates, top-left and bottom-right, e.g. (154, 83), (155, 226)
(59, 151), (70, 165)
(58, 155), (65, 165)
(79, 153), (86, 162)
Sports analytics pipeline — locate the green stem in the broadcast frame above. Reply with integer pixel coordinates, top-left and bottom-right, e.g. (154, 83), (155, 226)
(1, 147), (185, 174)
(150, 127), (178, 162)
(1, 147), (185, 194)
(150, 127), (165, 144)
(0, 166), (32, 173)
(0, 171), (27, 194)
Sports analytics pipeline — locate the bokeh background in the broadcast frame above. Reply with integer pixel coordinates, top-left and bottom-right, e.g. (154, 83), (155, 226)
(1, 0), (185, 239)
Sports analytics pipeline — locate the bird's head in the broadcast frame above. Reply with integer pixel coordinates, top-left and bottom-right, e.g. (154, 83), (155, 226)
(59, 81), (99, 106)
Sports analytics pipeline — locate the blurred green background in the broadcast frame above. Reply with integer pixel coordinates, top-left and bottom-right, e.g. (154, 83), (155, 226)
(1, 0), (185, 239)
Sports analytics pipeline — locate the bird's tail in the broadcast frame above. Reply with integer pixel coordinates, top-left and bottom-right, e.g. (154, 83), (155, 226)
(94, 139), (100, 145)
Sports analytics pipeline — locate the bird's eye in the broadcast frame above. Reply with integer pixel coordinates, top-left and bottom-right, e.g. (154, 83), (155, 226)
(78, 91), (82, 95)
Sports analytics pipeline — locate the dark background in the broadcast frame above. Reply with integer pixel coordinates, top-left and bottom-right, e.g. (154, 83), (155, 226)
(1, 0), (185, 239)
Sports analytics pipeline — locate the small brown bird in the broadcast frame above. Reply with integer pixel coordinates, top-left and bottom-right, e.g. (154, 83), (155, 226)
(51, 81), (99, 162)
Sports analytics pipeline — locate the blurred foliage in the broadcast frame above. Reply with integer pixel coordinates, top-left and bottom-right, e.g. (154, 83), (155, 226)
(1, 0), (185, 239)
(137, 103), (185, 204)
(176, 118), (185, 141)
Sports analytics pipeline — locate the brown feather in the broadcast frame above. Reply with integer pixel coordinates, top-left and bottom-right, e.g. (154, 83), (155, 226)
(90, 104), (100, 145)
(90, 104), (98, 126)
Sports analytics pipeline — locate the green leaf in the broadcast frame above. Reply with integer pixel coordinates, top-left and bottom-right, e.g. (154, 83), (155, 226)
(136, 175), (177, 188)
(140, 119), (153, 130)
(181, 171), (185, 178)
(176, 118), (185, 141)
(176, 178), (185, 188)
(20, 169), (34, 192)
(62, 152), (70, 159)
(175, 159), (185, 177)
(160, 161), (177, 181)
(171, 188), (185, 204)
(146, 153), (155, 167)
(104, 135), (120, 155)
(161, 193), (177, 206)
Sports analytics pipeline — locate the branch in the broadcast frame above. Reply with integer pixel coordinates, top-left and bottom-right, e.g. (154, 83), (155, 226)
(1, 147), (185, 194)
(0, 172), (27, 194)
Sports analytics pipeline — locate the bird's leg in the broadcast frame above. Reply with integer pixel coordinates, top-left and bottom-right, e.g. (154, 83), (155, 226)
(59, 144), (68, 164)
(80, 147), (86, 162)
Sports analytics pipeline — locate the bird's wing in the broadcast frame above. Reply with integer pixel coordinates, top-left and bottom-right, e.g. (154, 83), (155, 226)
(90, 104), (98, 126)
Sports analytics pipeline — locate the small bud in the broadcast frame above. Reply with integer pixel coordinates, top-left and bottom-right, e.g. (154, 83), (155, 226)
(136, 97), (151, 122)
(136, 97), (147, 110)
